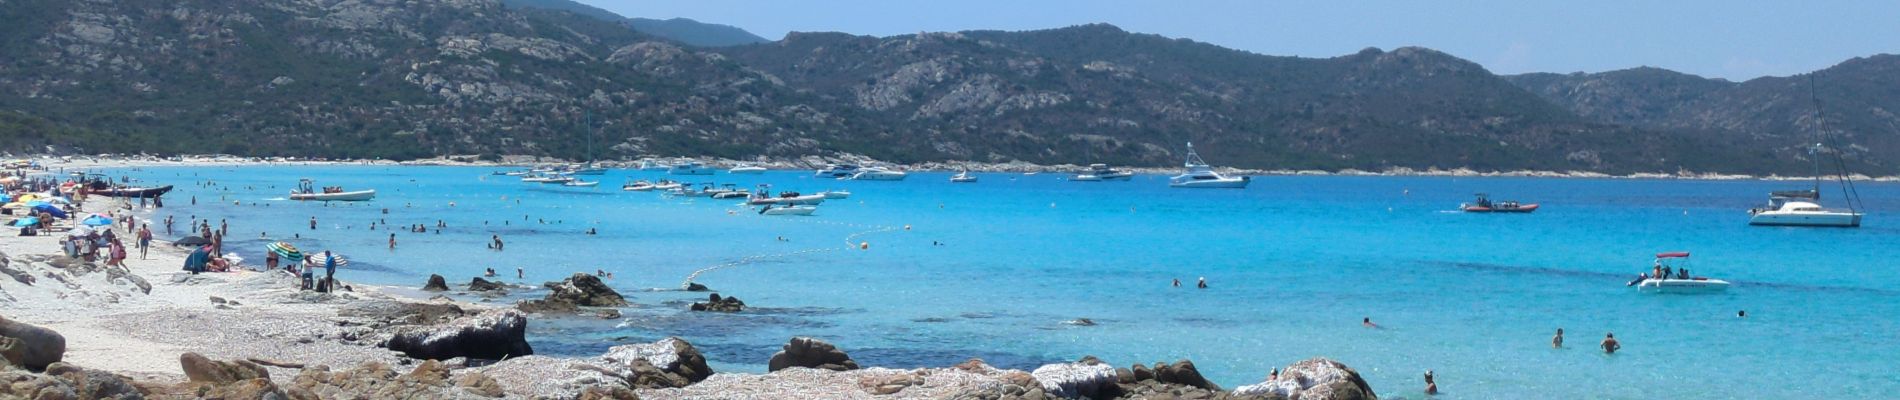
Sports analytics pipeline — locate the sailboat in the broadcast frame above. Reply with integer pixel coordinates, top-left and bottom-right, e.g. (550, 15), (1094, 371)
(1747, 77), (1864, 228)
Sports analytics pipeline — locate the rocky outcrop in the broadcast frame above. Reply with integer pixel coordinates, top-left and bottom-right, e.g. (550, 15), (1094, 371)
(339, 300), (467, 326)
(1031, 356), (1120, 399)
(468, 277), (504, 292)
(600, 337), (714, 389)
(385, 310), (533, 361)
(180, 352), (269, 384)
(1232, 358), (1376, 400)
(517, 274), (627, 314)
(0, 362), (143, 399)
(0, 315), (65, 371)
(422, 274), (450, 291)
(689, 293), (744, 312)
(287, 360), (504, 399)
(767, 337), (859, 372)
(683, 282), (709, 292)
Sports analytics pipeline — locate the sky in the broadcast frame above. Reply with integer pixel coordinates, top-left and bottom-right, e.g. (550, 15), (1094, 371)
(579, 0), (1899, 81)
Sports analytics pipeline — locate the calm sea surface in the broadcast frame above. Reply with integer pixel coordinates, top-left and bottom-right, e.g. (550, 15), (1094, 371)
(106, 165), (1900, 399)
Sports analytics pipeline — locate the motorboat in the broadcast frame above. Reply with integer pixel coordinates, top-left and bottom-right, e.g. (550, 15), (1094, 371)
(729, 165), (768, 174)
(623, 180), (654, 191)
(1461, 193), (1539, 213)
(562, 180), (599, 187)
(748, 192), (827, 206)
(704, 184), (750, 199)
(289, 179), (375, 201)
(503, 170), (530, 176)
(652, 180), (683, 190)
(86, 185), (174, 198)
(1749, 145), (1863, 227)
(951, 171), (978, 183)
(638, 159), (671, 171)
(569, 166), (608, 176)
(1630, 252), (1730, 294)
(1168, 142), (1249, 188)
(820, 190), (851, 199)
(668, 161), (717, 175)
(538, 175), (575, 184)
(521, 175), (560, 183)
(1072, 164), (1133, 181)
(815, 164), (863, 178)
(758, 205), (817, 216)
(845, 167), (908, 181)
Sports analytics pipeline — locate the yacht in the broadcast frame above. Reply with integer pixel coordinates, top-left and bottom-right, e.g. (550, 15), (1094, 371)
(651, 180), (683, 191)
(846, 167), (908, 181)
(729, 165), (768, 174)
(820, 190), (851, 199)
(569, 166), (608, 176)
(622, 180), (654, 191)
(638, 159), (671, 171)
(1630, 252), (1730, 294)
(951, 171), (978, 183)
(1749, 144), (1863, 227)
(562, 180), (599, 187)
(748, 191), (827, 206)
(668, 161), (717, 175)
(815, 164), (863, 179)
(1167, 142), (1249, 188)
(1071, 164), (1134, 181)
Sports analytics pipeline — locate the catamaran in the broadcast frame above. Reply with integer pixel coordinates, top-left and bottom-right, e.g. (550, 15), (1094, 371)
(1748, 143), (1863, 227)
(1168, 142), (1249, 188)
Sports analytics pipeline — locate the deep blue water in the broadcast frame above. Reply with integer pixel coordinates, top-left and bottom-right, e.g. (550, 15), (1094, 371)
(109, 165), (1900, 399)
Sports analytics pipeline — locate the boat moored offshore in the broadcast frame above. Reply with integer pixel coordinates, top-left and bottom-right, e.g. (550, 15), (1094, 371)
(1630, 252), (1730, 294)
(1168, 142), (1249, 188)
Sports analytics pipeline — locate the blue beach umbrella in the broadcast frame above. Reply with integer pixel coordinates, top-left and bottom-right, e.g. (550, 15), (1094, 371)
(24, 201), (49, 208)
(81, 215), (113, 226)
(8, 217), (37, 227)
(30, 204), (66, 219)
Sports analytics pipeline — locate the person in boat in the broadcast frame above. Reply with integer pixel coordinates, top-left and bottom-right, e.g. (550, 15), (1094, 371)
(1652, 263), (1663, 281)
(1662, 265), (1673, 280)
(1677, 268), (1689, 280)
(1627, 273), (1648, 287)
(1600, 333), (1620, 354)
(1553, 328), (1564, 348)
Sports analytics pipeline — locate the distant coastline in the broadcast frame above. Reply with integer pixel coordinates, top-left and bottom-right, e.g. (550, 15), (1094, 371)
(24, 153), (1897, 182)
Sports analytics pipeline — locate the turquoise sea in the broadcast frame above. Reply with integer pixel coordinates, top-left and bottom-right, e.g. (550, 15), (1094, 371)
(109, 165), (1900, 399)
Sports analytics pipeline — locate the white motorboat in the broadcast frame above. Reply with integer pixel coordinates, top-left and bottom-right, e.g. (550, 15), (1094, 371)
(729, 165), (768, 174)
(289, 179), (375, 201)
(758, 205), (817, 216)
(1630, 252), (1730, 294)
(1072, 164), (1133, 181)
(820, 190), (851, 199)
(638, 159), (671, 171)
(748, 191), (827, 206)
(563, 180), (599, 187)
(815, 164), (863, 178)
(1748, 144), (1863, 227)
(951, 171), (978, 183)
(704, 184), (750, 199)
(623, 180), (654, 191)
(521, 175), (560, 183)
(539, 175), (575, 184)
(652, 180), (683, 190)
(845, 167), (907, 181)
(1168, 142), (1249, 188)
(668, 161), (717, 175)
(503, 171), (529, 176)
(569, 167), (607, 176)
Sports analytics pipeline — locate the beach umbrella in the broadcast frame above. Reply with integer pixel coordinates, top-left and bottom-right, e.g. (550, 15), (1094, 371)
(24, 201), (49, 208)
(31, 204), (66, 219)
(81, 215), (113, 227)
(266, 241), (305, 261)
(173, 235), (211, 246)
(16, 194), (35, 203)
(67, 225), (93, 237)
(42, 197), (71, 205)
(307, 252), (349, 268)
(8, 217), (37, 227)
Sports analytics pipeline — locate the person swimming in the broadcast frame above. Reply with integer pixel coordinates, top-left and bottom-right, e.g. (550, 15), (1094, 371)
(1172, 278), (1181, 287)
(1552, 328), (1564, 348)
(1601, 333), (1621, 354)
(1424, 370), (1437, 395)
(1196, 277), (1208, 289)
(1363, 317), (1381, 329)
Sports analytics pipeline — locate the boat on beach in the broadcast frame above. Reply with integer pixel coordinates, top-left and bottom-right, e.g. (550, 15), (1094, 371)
(1461, 193), (1539, 213)
(289, 179), (375, 201)
(1630, 252), (1730, 294)
(1168, 142), (1249, 188)
(85, 185), (174, 198)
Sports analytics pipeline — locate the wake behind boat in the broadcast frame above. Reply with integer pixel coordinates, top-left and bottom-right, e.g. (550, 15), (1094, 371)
(289, 179), (375, 201)
(1629, 252), (1730, 294)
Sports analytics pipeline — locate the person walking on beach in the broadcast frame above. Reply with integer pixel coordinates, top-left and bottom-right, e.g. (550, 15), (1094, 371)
(1600, 333), (1621, 354)
(107, 238), (127, 267)
(1552, 328), (1564, 348)
(137, 224), (152, 260)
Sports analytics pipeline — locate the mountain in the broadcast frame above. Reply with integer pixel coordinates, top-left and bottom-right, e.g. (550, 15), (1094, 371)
(1505, 55), (1900, 172)
(497, 0), (768, 47)
(0, 0), (1894, 175)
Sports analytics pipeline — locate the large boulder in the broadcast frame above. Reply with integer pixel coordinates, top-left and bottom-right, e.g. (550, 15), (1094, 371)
(0, 315), (66, 371)
(547, 273), (628, 307)
(689, 293), (744, 312)
(43, 362), (142, 400)
(766, 337), (859, 372)
(180, 352), (269, 384)
(421, 274), (450, 291)
(1153, 359), (1219, 391)
(600, 337), (714, 388)
(385, 310), (533, 361)
(468, 277), (504, 292)
(1232, 358), (1376, 400)
(1031, 356), (1120, 399)
(340, 300), (467, 326)
(286, 360), (503, 399)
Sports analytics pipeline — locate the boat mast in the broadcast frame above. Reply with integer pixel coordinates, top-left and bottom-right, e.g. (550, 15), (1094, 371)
(1184, 142), (1206, 167)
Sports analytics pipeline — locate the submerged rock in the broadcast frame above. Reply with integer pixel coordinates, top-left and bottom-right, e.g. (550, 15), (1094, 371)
(422, 274), (450, 291)
(385, 310), (533, 361)
(767, 337), (859, 372)
(1232, 358), (1376, 400)
(0, 315), (65, 371)
(601, 337), (714, 389)
(689, 293), (744, 312)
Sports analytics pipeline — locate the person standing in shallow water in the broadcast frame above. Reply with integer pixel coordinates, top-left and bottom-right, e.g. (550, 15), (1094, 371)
(1196, 277), (1207, 288)
(1423, 370), (1438, 395)
(1601, 333), (1620, 354)
(310, 216), (317, 230)
(1552, 328), (1564, 348)
(388, 233), (396, 249)
(516, 267), (524, 279)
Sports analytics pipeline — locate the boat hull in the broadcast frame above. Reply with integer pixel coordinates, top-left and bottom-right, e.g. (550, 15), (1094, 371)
(1463, 204), (1540, 213)
(1636, 278), (1731, 294)
(760, 206), (817, 216)
(290, 190), (376, 201)
(729, 167), (767, 175)
(1749, 212), (1861, 227)
(1169, 178), (1249, 188)
(88, 185), (173, 198)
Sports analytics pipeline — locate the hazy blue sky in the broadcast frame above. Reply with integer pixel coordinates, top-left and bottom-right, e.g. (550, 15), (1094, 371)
(578, 0), (1898, 81)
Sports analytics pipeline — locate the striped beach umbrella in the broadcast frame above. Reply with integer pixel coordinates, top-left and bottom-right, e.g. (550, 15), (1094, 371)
(266, 241), (305, 261)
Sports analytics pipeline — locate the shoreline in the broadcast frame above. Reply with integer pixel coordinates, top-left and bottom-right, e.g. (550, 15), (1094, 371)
(21, 153), (1899, 182)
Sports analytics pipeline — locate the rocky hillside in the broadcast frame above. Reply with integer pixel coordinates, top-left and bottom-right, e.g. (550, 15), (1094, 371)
(497, 0), (770, 47)
(0, 0), (1894, 174)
